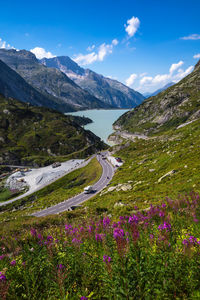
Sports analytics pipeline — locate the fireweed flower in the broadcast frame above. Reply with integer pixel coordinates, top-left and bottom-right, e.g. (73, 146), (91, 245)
(128, 215), (139, 224)
(65, 224), (73, 231)
(30, 228), (37, 237)
(47, 235), (53, 242)
(189, 236), (197, 243)
(132, 229), (140, 241)
(112, 222), (118, 228)
(149, 234), (154, 239)
(158, 222), (171, 232)
(10, 260), (16, 266)
(72, 228), (79, 234)
(0, 255), (5, 260)
(103, 217), (111, 227)
(193, 214), (199, 223)
(88, 225), (93, 233)
(183, 236), (200, 246)
(113, 228), (128, 256)
(0, 272), (6, 281)
(95, 233), (104, 242)
(72, 238), (82, 245)
(159, 211), (165, 218)
(113, 228), (124, 239)
(103, 255), (111, 264)
(37, 233), (43, 240)
(57, 264), (65, 270)
(79, 226), (84, 233)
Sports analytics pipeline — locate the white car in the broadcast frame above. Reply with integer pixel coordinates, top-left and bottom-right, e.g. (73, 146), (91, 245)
(84, 185), (93, 194)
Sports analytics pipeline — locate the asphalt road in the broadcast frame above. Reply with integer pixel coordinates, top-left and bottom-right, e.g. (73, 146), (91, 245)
(32, 153), (114, 217)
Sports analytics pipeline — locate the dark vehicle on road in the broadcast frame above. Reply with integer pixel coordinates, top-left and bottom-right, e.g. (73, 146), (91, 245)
(116, 157), (122, 162)
(52, 162), (61, 168)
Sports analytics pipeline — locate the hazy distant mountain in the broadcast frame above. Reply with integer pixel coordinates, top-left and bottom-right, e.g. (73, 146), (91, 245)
(41, 56), (145, 108)
(0, 49), (111, 112)
(0, 59), (75, 112)
(143, 82), (175, 98)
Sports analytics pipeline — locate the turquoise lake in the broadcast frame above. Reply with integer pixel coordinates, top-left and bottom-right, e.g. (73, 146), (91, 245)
(66, 109), (129, 144)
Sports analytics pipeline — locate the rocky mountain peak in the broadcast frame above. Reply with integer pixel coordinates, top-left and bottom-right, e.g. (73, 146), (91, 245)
(41, 56), (145, 109)
(0, 49), (38, 65)
(41, 56), (85, 76)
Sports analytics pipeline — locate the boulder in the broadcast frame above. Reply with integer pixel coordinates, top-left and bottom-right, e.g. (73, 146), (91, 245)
(158, 170), (177, 183)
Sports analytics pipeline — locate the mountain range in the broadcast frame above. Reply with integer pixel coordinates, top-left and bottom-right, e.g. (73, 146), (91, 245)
(0, 59), (76, 112)
(0, 49), (111, 112)
(114, 61), (200, 135)
(41, 56), (145, 108)
(143, 82), (175, 98)
(0, 49), (144, 112)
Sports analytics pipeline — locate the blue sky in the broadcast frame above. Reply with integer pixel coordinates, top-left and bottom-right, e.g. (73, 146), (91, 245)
(0, 0), (200, 93)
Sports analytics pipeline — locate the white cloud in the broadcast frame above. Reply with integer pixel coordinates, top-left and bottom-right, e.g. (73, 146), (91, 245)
(125, 73), (138, 87)
(180, 34), (200, 40)
(137, 61), (194, 93)
(74, 52), (98, 65)
(112, 39), (118, 46)
(140, 72), (147, 78)
(193, 53), (200, 59)
(124, 16), (140, 38)
(0, 37), (15, 49)
(106, 75), (118, 80)
(87, 44), (95, 51)
(173, 66), (193, 81)
(169, 61), (184, 74)
(73, 39), (118, 66)
(140, 76), (153, 86)
(30, 47), (55, 59)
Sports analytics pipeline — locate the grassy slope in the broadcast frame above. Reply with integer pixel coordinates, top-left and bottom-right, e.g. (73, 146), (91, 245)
(0, 158), (102, 223)
(114, 61), (200, 135)
(0, 95), (106, 166)
(1, 120), (199, 231)
(85, 120), (200, 216)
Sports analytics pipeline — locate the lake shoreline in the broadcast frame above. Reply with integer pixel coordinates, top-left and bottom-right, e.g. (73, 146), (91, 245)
(65, 109), (129, 145)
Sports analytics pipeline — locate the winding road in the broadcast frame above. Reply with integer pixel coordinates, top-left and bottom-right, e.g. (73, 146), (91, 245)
(0, 158), (93, 208)
(32, 153), (114, 217)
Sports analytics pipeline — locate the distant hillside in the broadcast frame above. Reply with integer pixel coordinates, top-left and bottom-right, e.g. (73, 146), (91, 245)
(143, 82), (175, 98)
(0, 94), (106, 166)
(114, 61), (199, 135)
(41, 56), (145, 108)
(0, 59), (75, 112)
(0, 49), (111, 112)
